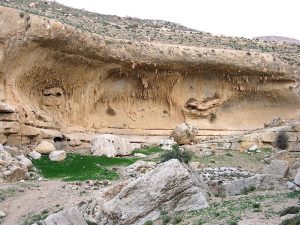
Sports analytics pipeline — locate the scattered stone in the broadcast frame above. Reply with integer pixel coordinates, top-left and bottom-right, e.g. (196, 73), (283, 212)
(91, 134), (136, 157)
(224, 174), (286, 196)
(248, 144), (258, 151)
(123, 160), (157, 178)
(28, 151), (41, 160)
(170, 123), (198, 145)
(35, 207), (87, 225)
(160, 138), (176, 150)
(0, 210), (6, 218)
(133, 153), (146, 158)
(49, 150), (66, 161)
(262, 159), (289, 177)
(264, 117), (284, 128)
(263, 150), (294, 165)
(35, 141), (56, 154)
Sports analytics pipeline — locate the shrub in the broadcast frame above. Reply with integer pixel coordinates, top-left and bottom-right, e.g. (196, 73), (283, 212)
(143, 220), (153, 225)
(160, 144), (192, 164)
(240, 186), (256, 195)
(276, 131), (289, 150)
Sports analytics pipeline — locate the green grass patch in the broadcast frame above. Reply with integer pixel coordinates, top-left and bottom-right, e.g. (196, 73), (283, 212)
(287, 190), (300, 199)
(32, 153), (138, 181)
(132, 146), (163, 155)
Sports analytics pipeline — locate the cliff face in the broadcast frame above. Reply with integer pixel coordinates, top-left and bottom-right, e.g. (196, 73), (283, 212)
(0, 6), (299, 145)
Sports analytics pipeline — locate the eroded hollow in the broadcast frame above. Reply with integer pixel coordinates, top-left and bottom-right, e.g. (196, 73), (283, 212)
(6, 46), (300, 133)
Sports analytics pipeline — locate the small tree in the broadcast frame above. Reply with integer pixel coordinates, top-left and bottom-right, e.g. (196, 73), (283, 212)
(160, 144), (192, 164)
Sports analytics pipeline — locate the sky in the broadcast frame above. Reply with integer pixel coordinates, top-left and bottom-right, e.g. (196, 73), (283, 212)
(56, 0), (300, 40)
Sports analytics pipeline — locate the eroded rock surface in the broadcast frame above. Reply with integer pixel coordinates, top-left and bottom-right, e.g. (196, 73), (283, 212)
(83, 159), (208, 225)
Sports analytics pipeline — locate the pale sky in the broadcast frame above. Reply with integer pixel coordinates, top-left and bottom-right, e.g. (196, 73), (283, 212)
(56, 0), (300, 40)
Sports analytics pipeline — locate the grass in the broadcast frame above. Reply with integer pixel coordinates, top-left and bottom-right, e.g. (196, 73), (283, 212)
(0, 188), (16, 202)
(32, 153), (138, 181)
(182, 192), (281, 225)
(21, 209), (49, 225)
(132, 146), (163, 156)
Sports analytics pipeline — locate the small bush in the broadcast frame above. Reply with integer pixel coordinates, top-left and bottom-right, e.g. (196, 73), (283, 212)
(160, 144), (192, 164)
(172, 215), (182, 224)
(252, 202), (261, 209)
(143, 220), (153, 225)
(161, 214), (171, 224)
(276, 131), (289, 150)
(240, 186), (256, 195)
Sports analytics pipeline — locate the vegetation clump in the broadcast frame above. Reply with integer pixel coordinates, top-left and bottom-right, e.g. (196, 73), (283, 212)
(160, 144), (192, 163)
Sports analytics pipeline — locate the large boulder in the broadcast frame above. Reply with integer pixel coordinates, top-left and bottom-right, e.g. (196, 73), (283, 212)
(262, 159), (289, 177)
(49, 150), (66, 161)
(35, 141), (56, 154)
(33, 207), (87, 225)
(90, 159), (208, 225)
(91, 134), (136, 157)
(170, 123), (198, 144)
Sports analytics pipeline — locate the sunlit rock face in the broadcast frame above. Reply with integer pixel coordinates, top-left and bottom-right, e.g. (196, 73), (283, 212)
(0, 6), (299, 145)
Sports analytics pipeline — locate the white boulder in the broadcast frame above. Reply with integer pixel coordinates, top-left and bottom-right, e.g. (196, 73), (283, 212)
(49, 150), (66, 161)
(35, 141), (56, 154)
(91, 134), (136, 157)
(28, 151), (42, 160)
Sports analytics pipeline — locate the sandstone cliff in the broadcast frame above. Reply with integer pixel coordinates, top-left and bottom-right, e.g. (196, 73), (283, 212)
(0, 5), (299, 146)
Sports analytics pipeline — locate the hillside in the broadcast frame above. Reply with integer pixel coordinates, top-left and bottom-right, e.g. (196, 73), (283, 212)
(255, 36), (300, 45)
(1, 0), (300, 66)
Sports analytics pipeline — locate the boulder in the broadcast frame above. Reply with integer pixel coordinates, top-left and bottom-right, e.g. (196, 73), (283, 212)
(260, 132), (277, 143)
(262, 159), (289, 177)
(294, 167), (300, 186)
(95, 159), (208, 225)
(34, 207), (87, 225)
(16, 155), (32, 169)
(49, 150), (66, 161)
(160, 138), (176, 150)
(133, 153), (146, 158)
(170, 123), (198, 145)
(91, 134), (136, 157)
(35, 141), (56, 154)
(28, 151), (41, 160)
(224, 174), (286, 196)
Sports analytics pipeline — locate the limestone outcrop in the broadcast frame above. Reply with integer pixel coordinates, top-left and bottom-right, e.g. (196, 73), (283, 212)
(83, 159), (208, 225)
(0, 5), (299, 148)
